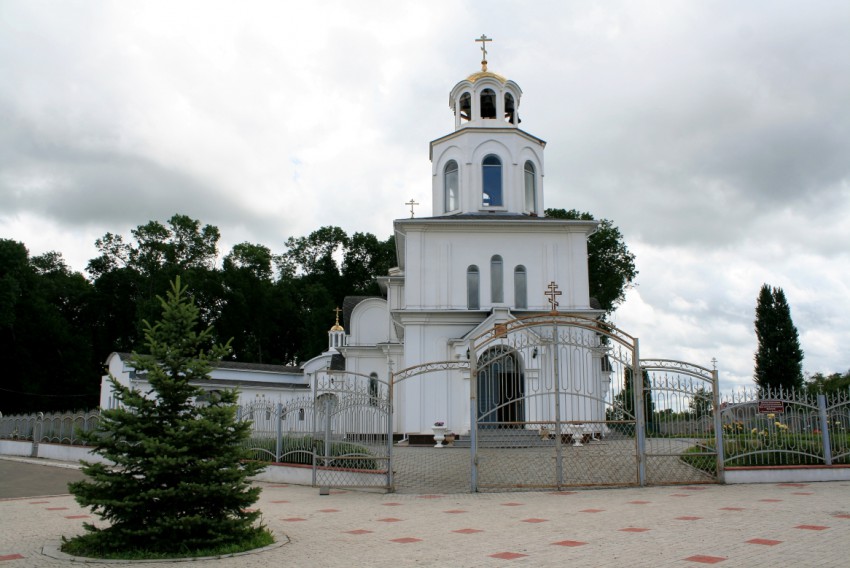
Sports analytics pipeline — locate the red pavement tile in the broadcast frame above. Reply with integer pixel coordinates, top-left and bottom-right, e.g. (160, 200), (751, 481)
(391, 537), (423, 544)
(746, 538), (782, 546)
(64, 515), (89, 519)
(0, 555), (24, 561)
(382, 502), (403, 506)
(444, 509), (467, 514)
(329, 490), (347, 495)
(344, 529), (373, 535)
(684, 555), (726, 564)
(619, 528), (650, 532)
(489, 552), (528, 560)
(318, 508), (340, 513)
(453, 528), (484, 534)
(45, 507), (69, 511)
(270, 500), (290, 503)
(795, 525), (829, 530)
(282, 517), (307, 522)
(833, 514), (850, 519)
(377, 517), (403, 522)
(579, 508), (604, 513)
(28, 501), (49, 504)
(759, 499), (782, 502)
(676, 516), (703, 521)
(719, 507), (745, 511)
(628, 500), (651, 504)
(501, 502), (523, 506)
(521, 518), (548, 523)
(777, 483), (807, 487)
(552, 540), (587, 547)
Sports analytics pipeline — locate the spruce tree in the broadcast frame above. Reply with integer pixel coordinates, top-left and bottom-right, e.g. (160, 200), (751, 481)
(66, 277), (266, 556)
(754, 284), (804, 392)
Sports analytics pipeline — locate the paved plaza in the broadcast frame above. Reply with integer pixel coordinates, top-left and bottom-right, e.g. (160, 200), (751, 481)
(1, 457), (848, 567)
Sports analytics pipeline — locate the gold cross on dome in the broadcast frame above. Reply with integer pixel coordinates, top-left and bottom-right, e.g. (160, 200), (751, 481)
(333, 306), (342, 323)
(405, 198), (419, 218)
(475, 34), (492, 71)
(545, 281), (562, 313)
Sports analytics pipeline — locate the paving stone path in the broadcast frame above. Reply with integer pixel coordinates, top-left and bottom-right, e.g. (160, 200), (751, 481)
(1, 457), (848, 566)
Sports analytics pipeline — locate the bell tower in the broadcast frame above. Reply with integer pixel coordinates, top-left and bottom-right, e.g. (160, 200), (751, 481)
(430, 36), (546, 217)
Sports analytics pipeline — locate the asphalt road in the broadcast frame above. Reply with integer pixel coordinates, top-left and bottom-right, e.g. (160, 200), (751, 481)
(0, 459), (86, 499)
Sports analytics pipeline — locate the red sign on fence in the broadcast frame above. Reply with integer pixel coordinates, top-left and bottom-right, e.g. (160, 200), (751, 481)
(758, 400), (784, 414)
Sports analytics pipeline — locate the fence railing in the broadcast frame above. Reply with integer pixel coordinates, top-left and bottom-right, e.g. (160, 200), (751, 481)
(719, 388), (850, 467)
(0, 410), (100, 446)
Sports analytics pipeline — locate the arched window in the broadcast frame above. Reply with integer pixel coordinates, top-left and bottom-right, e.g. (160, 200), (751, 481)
(444, 160), (459, 212)
(459, 92), (471, 122)
(467, 265), (480, 310)
(482, 154), (502, 207)
(524, 161), (536, 213)
(369, 373), (379, 406)
(504, 93), (516, 124)
(480, 88), (496, 119)
(491, 255), (503, 303)
(514, 265), (527, 309)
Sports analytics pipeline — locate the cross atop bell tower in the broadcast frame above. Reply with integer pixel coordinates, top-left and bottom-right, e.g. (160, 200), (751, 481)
(475, 34), (492, 71)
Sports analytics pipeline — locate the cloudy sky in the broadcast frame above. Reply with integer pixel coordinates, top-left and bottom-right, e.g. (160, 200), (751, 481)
(2, 1), (849, 391)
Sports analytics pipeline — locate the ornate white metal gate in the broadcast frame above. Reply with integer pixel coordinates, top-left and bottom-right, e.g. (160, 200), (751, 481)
(470, 314), (642, 490)
(641, 359), (721, 484)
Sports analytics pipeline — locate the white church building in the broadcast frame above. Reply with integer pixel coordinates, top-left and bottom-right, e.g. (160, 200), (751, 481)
(101, 48), (611, 440)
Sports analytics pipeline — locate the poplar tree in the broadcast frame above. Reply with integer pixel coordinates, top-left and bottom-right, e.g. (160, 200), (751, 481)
(66, 277), (266, 556)
(754, 284), (804, 392)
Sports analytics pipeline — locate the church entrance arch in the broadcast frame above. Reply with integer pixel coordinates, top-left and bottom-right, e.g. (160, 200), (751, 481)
(477, 346), (525, 427)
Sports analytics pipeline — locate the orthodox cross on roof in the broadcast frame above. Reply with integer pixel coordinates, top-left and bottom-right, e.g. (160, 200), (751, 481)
(545, 281), (562, 313)
(475, 34), (492, 71)
(405, 198), (419, 218)
(333, 306), (342, 322)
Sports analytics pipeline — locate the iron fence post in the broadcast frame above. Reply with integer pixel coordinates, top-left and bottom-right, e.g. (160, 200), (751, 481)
(712, 368), (725, 482)
(469, 342), (479, 493)
(633, 339), (646, 486)
(275, 402), (283, 463)
(818, 394), (832, 466)
(311, 373), (318, 487)
(552, 323), (564, 489)
(31, 412), (43, 458)
(387, 366), (395, 493)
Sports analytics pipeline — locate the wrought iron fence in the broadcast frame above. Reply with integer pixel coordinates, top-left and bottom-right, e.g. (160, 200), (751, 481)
(0, 410), (100, 446)
(719, 388), (850, 467)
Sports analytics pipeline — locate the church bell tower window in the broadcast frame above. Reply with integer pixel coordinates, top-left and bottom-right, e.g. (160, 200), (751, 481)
(444, 160), (459, 212)
(459, 92), (471, 123)
(524, 161), (537, 213)
(504, 93), (516, 124)
(482, 154), (503, 207)
(480, 88), (496, 119)
(467, 265), (480, 309)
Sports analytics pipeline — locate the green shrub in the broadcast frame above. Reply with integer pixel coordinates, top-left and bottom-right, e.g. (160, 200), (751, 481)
(245, 435), (379, 470)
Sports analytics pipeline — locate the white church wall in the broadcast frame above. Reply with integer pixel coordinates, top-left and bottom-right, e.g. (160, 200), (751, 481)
(402, 226), (592, 313)
(349, 298), (391, 346)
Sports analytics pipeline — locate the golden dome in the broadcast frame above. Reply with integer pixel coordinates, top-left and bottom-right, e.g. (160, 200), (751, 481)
(466, 70), (508, 84)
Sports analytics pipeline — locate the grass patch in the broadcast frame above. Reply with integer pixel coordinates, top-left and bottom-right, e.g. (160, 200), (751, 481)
(61, 527), (274, 560)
